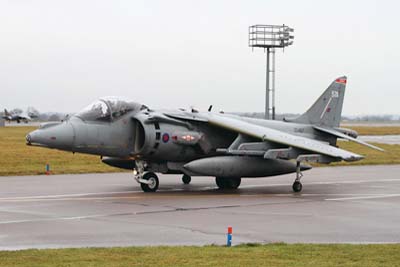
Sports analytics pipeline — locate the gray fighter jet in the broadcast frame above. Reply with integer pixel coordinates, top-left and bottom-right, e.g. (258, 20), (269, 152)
(3, 109), (38, 123)
(26, 76), (383, 192)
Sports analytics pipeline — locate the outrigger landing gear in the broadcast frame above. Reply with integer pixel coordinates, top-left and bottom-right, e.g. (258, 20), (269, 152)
(182, 174), (191, 184)
(292, 161), (303, 193)
(133, 161), (159, 192)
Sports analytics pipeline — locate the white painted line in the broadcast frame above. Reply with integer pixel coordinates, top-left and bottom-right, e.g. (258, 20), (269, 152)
(0, 190), (142, 201)
(0, 188), (185, 202)
(0, 213), (120, 225)
(240, 178), (400, 188)
(326, 194), (400, 201)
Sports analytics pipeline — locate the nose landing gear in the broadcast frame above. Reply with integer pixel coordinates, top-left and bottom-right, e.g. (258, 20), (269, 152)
(133, 161), (159, 192)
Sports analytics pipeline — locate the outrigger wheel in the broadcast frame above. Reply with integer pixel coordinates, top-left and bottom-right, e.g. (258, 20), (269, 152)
(140, 172), (159, 192)
(292, 181), (302, 193)
(182, 174), (191, 184)
(292, 161), (303, 193)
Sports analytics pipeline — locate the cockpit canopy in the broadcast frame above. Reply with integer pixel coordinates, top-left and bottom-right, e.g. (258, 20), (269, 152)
(76, 97), (147, 122)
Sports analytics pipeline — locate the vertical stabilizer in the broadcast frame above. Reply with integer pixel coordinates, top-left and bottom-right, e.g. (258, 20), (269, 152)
(290, 76), (347, 128)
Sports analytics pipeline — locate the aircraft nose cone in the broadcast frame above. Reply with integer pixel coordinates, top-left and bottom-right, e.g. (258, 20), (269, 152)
(26, 122), (75, 150)
(25, 134), (32, 144)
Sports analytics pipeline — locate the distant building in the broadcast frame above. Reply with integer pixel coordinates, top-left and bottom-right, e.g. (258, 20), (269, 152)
(0, 118), (5, 127)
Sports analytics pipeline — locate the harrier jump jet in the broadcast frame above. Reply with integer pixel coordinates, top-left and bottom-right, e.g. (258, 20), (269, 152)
(3, 109), (38, 123)
(26, 76), (382, 192)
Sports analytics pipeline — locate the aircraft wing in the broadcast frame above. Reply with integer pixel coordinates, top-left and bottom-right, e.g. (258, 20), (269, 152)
(204, 114), (363, 162)
(313, 126), (384, 152)
(164, 111), (209, 122)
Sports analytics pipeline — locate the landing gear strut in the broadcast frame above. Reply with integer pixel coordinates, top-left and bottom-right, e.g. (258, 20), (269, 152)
(133, 161), (159, 192)
(215, 177), (241, 190)
(292, 161), (303, 193)
(182, 174), (191, 184)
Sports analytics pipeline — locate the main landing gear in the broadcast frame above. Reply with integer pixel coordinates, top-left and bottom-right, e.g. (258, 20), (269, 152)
(215, 177), (241, 190)
(292, 161), (303, 193)
(182, 174), (191, 184)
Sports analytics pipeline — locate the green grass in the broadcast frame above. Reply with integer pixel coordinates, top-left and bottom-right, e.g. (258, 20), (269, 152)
(1, 126), (400, 176)
(0, 126), (120, 176)
(346, 126), (400, 135)
(332, 141), (400, 166)
(1, 244), (399, 267)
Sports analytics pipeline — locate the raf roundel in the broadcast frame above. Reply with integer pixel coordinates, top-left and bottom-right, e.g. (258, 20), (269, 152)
(162, 133), (170, 143)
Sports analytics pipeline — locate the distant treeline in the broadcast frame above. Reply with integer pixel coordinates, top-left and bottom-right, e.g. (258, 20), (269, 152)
(236, 112), (400, 122)
(1, 109), (399, 123)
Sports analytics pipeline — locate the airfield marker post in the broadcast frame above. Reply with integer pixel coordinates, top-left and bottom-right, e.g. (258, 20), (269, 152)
(45, 163), (50, 175)
(227, 226), (232, 247)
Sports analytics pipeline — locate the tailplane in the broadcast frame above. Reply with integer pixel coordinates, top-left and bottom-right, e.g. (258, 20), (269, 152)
(289, 76), (347, 128)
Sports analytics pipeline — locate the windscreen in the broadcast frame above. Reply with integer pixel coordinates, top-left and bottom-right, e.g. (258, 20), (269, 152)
(76, 100), (111, 122)
(76, 97), (148, 122)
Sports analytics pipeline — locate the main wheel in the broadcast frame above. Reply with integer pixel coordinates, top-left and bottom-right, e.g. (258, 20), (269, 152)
(215, 177), (241, 189)
(140, 172), (159, 192)
(182, 174), (191, 184)
(227, 177), (241, 189)
(292, 181), (302, 193)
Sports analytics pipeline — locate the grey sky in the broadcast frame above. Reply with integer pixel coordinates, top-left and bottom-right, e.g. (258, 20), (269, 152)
(0, 0), (399, 115)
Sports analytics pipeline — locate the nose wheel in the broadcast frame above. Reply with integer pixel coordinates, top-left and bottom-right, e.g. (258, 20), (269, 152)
(133, 161), (159, 192)
(140, 172), (159, 192)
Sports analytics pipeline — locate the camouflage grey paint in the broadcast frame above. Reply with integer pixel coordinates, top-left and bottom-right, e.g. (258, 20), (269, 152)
(26, 77), (378, 180)
(287, 76), (347, 128)
(184, 156), (311, 178)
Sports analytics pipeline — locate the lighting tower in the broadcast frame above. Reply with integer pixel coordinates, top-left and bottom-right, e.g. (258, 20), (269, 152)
(249, 24), (294, 120)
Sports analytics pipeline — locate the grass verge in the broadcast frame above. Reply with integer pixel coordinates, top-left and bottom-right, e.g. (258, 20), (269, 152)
(346, 126), (400, 135)
(1, 244), (400, 267)
(331, 141), (400, 166)
(0, 126), (120, 176)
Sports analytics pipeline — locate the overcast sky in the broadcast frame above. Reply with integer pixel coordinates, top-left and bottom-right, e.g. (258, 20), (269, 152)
(0, 0), (399, 115)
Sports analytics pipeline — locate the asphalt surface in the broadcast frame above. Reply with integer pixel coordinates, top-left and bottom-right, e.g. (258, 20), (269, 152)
(1, 165), (400, 250)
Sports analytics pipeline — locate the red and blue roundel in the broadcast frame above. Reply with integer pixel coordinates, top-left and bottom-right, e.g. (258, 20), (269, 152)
(162, 133), (170, 143)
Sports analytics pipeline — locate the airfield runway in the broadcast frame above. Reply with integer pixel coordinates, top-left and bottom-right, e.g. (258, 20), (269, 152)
(1, 165), (400, 250)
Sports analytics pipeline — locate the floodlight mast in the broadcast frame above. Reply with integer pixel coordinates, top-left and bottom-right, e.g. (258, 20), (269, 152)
(249, 24), (294, 120)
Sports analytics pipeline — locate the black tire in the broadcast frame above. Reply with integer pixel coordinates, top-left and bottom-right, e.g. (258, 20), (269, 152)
(215, 177), (226, 189)
(182, 174), (191, 184)
(140, 172), (159, 192)
(292, 181), (302, 193)
(227, 177), (241, 189)
(216, 177), (241, 190)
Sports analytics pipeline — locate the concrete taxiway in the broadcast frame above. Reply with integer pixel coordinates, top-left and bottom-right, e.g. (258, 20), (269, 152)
(1, 165), (400, 250)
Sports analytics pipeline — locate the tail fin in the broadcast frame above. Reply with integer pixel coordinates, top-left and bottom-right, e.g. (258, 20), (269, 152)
(290, 76), (347, 128)
(4, 109), (10, 116)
